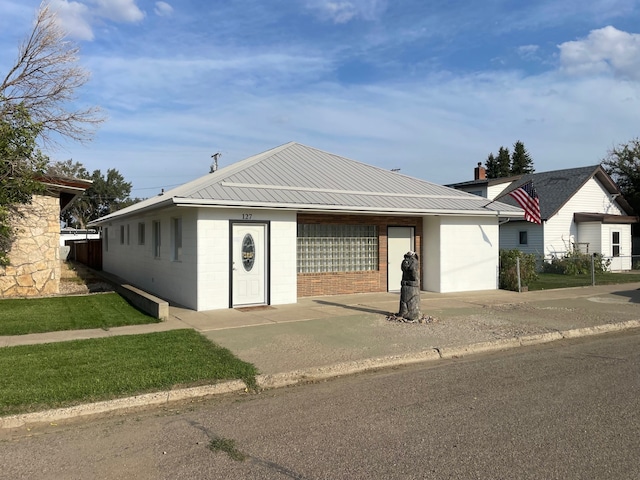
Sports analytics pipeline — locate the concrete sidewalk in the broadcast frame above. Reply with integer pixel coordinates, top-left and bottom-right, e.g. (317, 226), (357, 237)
(2, 283), (640, 428)
(173, 283), (640, 376)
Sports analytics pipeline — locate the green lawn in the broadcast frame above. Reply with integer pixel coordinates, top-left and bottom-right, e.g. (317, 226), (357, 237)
(0, 329), (258, 416)
(529, 272), (640, 291)
(0, 293), (159, 335)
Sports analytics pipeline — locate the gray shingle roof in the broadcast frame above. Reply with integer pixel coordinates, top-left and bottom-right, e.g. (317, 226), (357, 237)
(495, 164), (634, 220)
(92, 142), (523, 224)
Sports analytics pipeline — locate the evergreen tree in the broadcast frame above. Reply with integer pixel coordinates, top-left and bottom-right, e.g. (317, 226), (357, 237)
(510, 140), (535, 175)
(485, 153), (499, 179)
(496, 146), (511, 177)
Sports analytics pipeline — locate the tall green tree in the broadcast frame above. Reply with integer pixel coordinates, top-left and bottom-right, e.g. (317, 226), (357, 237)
(601, 138), (640, 215)
(496, 146), (512, 178)
(510, 140), (535, 175)
(485, 153), (499, 179)
(484, 141), (535, 178)
(0, 104), (48, 265)
(50, 160), (135, 228)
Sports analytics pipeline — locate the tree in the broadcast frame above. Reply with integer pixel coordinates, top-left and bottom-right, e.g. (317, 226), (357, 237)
(50, 160), (135, 228)
(510, 140), (534, 175)
(496, 146), (512, 178)
(485, 153), (499, 179)
(0, 104), (48, 265)
(484, 141), (536, 178)
(601, 138), (640, 215)
(0, 2), (103, 146)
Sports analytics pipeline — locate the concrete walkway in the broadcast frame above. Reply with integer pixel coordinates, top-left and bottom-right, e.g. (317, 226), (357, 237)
(2, 283), (640, 428)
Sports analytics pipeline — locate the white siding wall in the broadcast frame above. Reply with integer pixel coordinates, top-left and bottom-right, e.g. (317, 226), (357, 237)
(422, 217), (441, 292)
(195, 209), (231, 311)
(487, 182), (513, 200)
(499, 222), (544, 256)
(268, 211), (298, 306)
(102, 207), (198, 309)
(545, 177), (623, 257)
(423, 215), (499, 293)
(195, 208), (297, 311)
(576, 223), (601, 254)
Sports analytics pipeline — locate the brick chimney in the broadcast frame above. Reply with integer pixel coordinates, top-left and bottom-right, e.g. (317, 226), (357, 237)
(474, 162), (486, 180)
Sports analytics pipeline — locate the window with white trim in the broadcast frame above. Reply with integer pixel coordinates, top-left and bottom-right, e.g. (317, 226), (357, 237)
(152, 221), (161, 258)
(296, 224), (378, 273)
(171, 217), (182, 261)
(519, 231), (528, 245)
(119, 225), (125, 244)
(612, 231), (620, 257)
(138, 222), (145, 245)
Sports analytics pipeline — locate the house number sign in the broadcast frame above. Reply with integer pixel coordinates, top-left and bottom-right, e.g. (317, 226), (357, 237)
(242, 234), (255, 271)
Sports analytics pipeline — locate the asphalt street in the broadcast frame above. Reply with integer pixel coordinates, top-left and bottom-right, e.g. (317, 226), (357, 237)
(2, 330), (639, 480)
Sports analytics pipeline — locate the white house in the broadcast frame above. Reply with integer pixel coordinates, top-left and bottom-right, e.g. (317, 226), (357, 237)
(449, 164), (638, 271)
(90, 142), (522, 311)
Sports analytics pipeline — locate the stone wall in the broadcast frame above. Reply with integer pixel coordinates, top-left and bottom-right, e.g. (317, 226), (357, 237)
(0, 193), (61, 297)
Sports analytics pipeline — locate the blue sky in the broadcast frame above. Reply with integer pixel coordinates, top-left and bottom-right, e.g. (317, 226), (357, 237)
(2, 0), (640, 197)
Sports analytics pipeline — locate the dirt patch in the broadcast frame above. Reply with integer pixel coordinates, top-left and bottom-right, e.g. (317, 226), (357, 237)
(59, 261), (114, 295)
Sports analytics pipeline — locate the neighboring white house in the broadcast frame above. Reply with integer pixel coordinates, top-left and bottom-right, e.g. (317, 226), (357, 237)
(448, 164), (638, 271)
(90, 142), (522, 311)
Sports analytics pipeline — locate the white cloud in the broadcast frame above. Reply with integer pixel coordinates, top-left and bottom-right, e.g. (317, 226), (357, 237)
(50, 0), (94, 40)
(559, 26), (640, 80)
(91, 0), (144, 23)
(49, 0), (144, 40)
(154, 1), (173, 17)
(517, 44), (539, 60)
(306, 0), (387, 24)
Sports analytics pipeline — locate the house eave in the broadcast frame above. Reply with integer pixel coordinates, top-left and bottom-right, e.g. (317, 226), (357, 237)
(173, 197), (521, 217)
(574, 212), (639, 224)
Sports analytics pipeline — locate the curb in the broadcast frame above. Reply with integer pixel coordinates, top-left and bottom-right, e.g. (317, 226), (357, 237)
(3, 320), (640, 430)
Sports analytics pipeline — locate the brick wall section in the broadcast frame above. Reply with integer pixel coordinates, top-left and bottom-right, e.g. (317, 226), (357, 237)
(0, 193), (61, 297)
(296, 213), (422, 297)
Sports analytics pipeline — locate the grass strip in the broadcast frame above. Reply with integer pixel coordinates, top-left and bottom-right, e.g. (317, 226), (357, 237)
(529, 272), (640, 291)
(0, 293), (159, 335)
(0, 329), (258, 416)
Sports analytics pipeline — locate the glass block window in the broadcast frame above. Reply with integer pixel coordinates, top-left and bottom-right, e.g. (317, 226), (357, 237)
(297, 224), (378, 273)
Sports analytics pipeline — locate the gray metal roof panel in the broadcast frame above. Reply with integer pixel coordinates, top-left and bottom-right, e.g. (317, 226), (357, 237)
(92, 142), (523, 224)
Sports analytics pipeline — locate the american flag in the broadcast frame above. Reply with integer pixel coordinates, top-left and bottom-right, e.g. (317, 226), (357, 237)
(509, 181), (541, 224)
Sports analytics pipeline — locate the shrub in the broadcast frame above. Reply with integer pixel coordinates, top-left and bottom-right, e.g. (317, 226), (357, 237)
(499, 249), (538, 291)
(541, 251), (610, 275)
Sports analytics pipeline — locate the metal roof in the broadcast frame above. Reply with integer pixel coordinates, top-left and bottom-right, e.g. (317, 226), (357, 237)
(91, 142), (523, 224)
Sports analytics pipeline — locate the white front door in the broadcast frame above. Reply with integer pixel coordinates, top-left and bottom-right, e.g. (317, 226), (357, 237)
(232, 223), (267, 306)
(388, 226), (414, 292)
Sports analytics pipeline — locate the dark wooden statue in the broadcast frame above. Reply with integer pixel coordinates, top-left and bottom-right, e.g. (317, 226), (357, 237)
(398, 251), (421, 320)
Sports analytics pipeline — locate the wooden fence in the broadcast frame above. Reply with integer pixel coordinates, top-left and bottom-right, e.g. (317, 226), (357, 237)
(66, 239), (103, 270)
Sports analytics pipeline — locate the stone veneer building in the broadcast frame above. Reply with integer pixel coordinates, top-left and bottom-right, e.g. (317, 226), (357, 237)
(0, 176), (91, 297)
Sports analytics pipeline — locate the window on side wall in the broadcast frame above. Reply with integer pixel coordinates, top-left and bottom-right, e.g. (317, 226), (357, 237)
(171, 217), (182, 261)
(153, 221), (161, 258)
(119, 225), (125, 244)
(519, 231), (528, 245)
(104, 227), (109, 252)
(612, 231), (620, 257)
(296, 224), (379, 273)
(138, 222), (145, 245)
